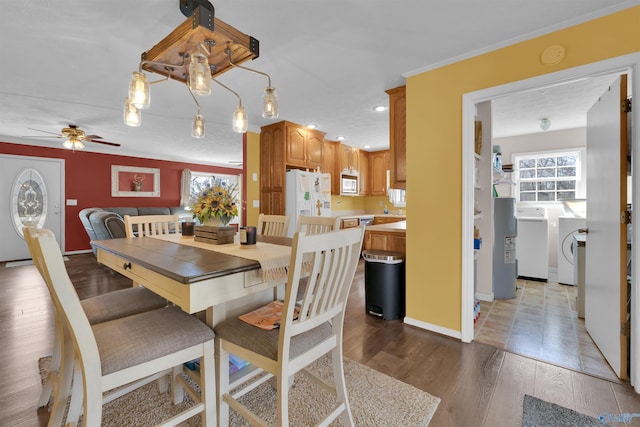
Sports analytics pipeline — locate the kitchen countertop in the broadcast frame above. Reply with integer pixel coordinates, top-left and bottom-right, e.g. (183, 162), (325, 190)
(364, 220), (406, 233)
(338, 213), (406, 220)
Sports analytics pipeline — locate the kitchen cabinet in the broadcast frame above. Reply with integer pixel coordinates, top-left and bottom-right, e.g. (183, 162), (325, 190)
(364, 230), (406, 253)
(372, 216), (404, 225)
(369, 150), (390, 196)
(323, 140), (340, 194)
(340, 144), (359, 174)
(358, 150), (370, 196)
(386, 85), (406, 190)
(280, 121), (325, 170)
(260, 122), (286, 215)
(340, 218), (359, 229)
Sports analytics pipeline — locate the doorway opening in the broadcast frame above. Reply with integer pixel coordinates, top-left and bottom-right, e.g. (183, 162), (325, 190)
(461, 53), (640, 388)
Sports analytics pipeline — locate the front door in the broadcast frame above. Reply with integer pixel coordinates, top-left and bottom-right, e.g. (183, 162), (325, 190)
(585, 75), (628, 379)
(0, 155), (64, 262)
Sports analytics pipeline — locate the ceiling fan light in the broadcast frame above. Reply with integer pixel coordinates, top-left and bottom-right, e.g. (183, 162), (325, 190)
(129, 71), (150, 109)
(188, 52), (212, 96)
(262, 87), (279, 119)
(232, 105), (248, 133)
(123, 98), (141, 127)
(62, 139), (73, 149)
(74, 139), (85, 150)
(192, 113), (205, 138)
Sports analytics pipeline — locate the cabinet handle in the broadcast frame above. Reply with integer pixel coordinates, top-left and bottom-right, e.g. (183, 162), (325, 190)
(123, 262), (132, 270)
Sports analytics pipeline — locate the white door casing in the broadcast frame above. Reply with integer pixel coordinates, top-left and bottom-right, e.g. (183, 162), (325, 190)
(0, 155), (64, 262)
(585, 75), (628, 379)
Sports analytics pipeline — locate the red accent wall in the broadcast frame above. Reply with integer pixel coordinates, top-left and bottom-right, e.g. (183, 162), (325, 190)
(0, 141), (244, 252)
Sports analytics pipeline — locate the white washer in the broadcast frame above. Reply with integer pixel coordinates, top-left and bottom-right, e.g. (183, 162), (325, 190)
(516, 207), (549, 281)
(558, 216), (587, 285)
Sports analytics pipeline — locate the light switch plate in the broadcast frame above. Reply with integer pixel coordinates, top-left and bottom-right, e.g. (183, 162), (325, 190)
(252, 173), (258, 181)
(252, 200), (260, 208)
(66, 199), (78, 206)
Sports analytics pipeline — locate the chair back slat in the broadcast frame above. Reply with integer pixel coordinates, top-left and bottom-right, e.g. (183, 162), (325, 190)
(257, 213), (290, 237)
(296, 215), (340, 235)
(282, 227), (364, 346)
(124, 214), (180, 238)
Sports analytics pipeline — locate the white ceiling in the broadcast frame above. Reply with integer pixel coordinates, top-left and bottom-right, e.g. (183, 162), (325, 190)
(0, 1), (636, 167)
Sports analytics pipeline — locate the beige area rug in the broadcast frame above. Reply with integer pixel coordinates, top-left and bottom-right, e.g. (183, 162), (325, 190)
(40, 355), (440, 426)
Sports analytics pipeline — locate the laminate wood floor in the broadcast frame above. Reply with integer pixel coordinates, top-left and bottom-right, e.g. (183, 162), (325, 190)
(1, 254), (639, 426)
(474, 278), (618, 382)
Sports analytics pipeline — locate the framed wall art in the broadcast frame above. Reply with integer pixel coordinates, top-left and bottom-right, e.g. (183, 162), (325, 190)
(111, 165), (160, 197)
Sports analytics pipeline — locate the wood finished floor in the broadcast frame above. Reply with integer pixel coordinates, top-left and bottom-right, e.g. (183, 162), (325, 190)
(474, 278), (619, 382)
(1, 254), (639, 426)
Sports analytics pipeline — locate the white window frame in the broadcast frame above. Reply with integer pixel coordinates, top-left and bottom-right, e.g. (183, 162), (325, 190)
(512, 147), (586, 204)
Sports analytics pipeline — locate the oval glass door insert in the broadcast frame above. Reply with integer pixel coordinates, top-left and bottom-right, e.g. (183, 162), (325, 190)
(11, 168), (48, 238)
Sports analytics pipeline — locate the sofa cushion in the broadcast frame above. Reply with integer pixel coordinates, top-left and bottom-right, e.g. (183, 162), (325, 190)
(89, 211), (125, 240)
(138, 207), (172, 216)
(106, 207), (139, 218)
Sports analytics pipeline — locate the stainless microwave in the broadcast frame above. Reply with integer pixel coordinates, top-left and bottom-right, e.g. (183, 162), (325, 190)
(340, 174), (359, 195)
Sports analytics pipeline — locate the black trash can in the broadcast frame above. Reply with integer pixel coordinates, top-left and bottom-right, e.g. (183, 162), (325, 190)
(363, 250), (405, 320)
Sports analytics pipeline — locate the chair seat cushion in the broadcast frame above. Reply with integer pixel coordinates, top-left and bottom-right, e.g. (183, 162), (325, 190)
(214, 315), (332, 361)
(81, 287), (167, 325)
(93, 306), (214, 375)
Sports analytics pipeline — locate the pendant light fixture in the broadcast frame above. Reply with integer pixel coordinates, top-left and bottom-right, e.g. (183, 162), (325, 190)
(123, 0), (278, 135)
(188, 85), (206, 138)
(123, 98), (141, 127)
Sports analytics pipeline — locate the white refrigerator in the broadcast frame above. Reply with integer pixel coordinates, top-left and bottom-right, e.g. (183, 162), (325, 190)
(285, 169), (332, 237)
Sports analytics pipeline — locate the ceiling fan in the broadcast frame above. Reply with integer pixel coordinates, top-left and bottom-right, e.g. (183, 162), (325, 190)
(24, 125), (121, 149)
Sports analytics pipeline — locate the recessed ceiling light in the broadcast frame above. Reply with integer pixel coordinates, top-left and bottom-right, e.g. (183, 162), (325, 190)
(373, 105), (388, 112)
(336, 136), (345, 141)
(306, 124), (317, 129)
(363, 145), (371, 149)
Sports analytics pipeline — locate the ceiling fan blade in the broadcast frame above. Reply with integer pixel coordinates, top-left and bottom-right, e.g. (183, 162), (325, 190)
(21, 135), (63, 138)
(83, 134), (102, 139)
(26, 128), (63, 136)
(88, 139), (121, 147)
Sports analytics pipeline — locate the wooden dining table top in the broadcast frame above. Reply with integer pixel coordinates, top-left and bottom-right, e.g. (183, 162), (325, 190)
(92, 234), (293, 285)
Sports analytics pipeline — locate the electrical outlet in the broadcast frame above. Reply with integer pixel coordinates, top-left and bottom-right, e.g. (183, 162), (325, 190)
(379, 201), (383, 206)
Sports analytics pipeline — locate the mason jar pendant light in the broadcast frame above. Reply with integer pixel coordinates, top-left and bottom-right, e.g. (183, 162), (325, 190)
(233, 104), (248, 133)
(188, 51), (212, 96)
(192, 111), (205, 138)
(262, 87), (279, 119)
(128, 71), (150, 109)
(123, 98), (141, 127)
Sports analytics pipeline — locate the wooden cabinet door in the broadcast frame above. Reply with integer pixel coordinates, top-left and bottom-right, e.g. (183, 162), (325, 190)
(306, 131), (324, 170)
(370, 150), (390, 195)
(340, 144), (359, 173)
(358, 150), (369, 195)
(386, 86), (406, 189)
(285, 125), (307, 167)
(323, 141), (340, 194)
(388, 234), (406, 253)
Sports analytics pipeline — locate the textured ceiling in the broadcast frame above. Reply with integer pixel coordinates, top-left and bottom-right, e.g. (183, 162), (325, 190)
(0, 1), (636, 167)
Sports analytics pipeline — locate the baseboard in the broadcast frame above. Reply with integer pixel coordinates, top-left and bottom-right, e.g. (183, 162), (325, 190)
(475, 292), (494, 302)
(404, 317), (461, 340)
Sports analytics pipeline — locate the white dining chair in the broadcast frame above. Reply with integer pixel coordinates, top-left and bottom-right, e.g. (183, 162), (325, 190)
(214, 226), (365, 426)
(26, 227), (216, 426)
(257, 213), (290, 237)
(23, 226), (168, 414)
(124, 214), (180, 238)
(296, 215), (340, 235)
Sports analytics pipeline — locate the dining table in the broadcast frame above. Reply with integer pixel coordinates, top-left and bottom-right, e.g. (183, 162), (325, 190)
(92, 234), (293, 328)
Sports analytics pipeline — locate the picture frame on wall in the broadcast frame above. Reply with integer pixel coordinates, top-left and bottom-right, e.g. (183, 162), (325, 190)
(111, 165), (160, 197)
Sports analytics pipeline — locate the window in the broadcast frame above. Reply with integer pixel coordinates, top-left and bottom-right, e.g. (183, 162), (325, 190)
(514, 150), (584, 202)
(189, 172), (242, 222)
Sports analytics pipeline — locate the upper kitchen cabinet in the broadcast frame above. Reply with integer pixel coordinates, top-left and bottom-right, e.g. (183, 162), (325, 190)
(358, 150), (370, 196)
(283, 121), (325, 170)
(370, 150), (390, 196)
(340, 144), (359, 174)
(386, 85), (406, 190)
(323, 140), (340, 194)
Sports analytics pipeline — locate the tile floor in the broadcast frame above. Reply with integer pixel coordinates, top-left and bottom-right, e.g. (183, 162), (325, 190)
(474, 278), (619, 382)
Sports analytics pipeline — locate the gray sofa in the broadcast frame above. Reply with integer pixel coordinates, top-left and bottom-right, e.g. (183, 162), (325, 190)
(79, 207), (192, 254)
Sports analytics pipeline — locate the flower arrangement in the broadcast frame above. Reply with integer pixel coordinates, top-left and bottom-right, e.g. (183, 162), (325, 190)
(189, 177), (238, 226)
